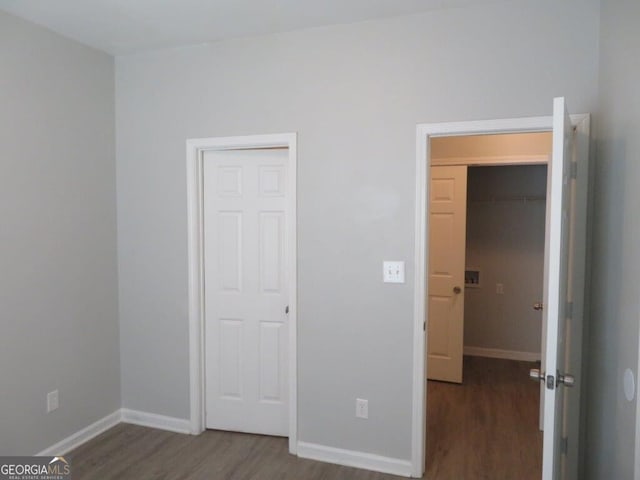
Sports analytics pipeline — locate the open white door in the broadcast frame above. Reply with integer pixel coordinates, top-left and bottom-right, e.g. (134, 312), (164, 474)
(427, 165), (467, 383)
(538, 97), (589, 480)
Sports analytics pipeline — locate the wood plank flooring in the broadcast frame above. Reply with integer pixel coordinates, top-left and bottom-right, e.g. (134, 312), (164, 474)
(68, 356), (540, 480)
(67, 424), (403, 480)
(426, 356), (542, 479)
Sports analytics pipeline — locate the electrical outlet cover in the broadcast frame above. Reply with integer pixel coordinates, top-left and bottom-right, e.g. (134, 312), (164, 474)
(356, 398), (368, 418)
(47, 390), (59, 413)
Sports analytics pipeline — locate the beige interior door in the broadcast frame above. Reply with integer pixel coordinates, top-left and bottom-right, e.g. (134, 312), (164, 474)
(427, 165), (467, 383)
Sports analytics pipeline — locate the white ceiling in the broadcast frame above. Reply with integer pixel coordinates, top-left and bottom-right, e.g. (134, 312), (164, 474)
(0, 0), (510, 56)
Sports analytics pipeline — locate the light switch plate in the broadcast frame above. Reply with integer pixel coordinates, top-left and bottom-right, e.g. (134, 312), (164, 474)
(383, 261), (405, 283)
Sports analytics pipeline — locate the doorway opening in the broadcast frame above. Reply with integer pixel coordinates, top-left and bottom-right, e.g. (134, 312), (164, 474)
(186, 133), (298, 454)
(425, 132), (551, 478)
(411, 104), (590, 480)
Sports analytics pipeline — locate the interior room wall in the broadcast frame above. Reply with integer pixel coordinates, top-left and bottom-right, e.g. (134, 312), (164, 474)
(0, 11), (119, 454)
(115, 0), (599, 462)
(586, 0), (640, 478)
(463, 165), (547, 358)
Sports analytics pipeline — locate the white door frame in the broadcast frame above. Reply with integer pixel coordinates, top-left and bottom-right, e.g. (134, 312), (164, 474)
(186, 133), (298, 454)
(411, 115), (589, 477)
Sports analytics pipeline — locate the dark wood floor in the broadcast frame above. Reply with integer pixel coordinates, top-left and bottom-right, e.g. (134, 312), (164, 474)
(67, 424), (403, 480)
(426, 356), (542, 479)
(68, 357), (540, 480)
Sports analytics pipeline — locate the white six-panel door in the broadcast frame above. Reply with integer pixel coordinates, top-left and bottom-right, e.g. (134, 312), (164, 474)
(542, 98), (587, 480)
(203, 148), (289, 436)
(427, 165), (467, 383)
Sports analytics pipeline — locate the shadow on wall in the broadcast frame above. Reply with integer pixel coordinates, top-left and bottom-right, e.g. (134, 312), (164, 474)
(585, 135), (628, 474)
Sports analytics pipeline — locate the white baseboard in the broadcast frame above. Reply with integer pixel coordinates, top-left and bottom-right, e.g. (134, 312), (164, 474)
(37, 411), (411, 478)
(464, 346), (541, 362)
(297, 441), (412, 477)
(120, 408), (191, 434)
(37, 408), (192, 456)
(37, 410), (121, 456)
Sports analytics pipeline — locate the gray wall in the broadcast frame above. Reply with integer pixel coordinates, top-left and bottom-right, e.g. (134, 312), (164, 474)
(464, 165), (547, 356)
(115, 1), (600, 460)
(0, 11), (119, 454)
(586, 0), (640, 477)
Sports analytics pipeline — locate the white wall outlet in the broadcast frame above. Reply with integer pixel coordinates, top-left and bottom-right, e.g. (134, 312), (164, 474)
(496, 283), (504, 295)
(383, 261), (405, 283)
(356, 398), (368, 419)
(47, 390), (59, 413)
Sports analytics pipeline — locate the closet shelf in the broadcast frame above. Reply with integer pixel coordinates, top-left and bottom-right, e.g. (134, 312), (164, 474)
(468, 195), (545, 204)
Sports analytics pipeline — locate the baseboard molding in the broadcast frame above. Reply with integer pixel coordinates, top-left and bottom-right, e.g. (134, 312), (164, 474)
(120, 408), (191, 434)
(464, 346), (540, 362)
(297, 441), (412, 477)
(37, 408), (192, 456)
(37, 410), (121, 456)
(37, 411), (411, 478)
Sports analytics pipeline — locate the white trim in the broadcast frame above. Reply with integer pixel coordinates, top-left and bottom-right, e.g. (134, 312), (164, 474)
(186, 133), (298, 453)
(412, 112), (589, 477)
(36, 408), (199, 456)
(431, 154), (549, 167)
(37, 410), (121, 456)
(287, 136), (298, 455)
(297, 442), (412, 477)
(463, 346), (541, 362)
(636, 304), (640, 480)
(422, 116), (553, 137)
(121, 409), (191, 434)
(411, 121), (429, 478)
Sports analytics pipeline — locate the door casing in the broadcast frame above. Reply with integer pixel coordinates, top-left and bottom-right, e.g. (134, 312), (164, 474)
(186, 133), (298, 454)
(412, 115), (589, 477)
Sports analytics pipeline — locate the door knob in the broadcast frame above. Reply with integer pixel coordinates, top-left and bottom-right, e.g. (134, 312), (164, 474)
(533, 302), (544, 311)
(453, 286), (462, 294)
(530, 369), (575, 389)
(558, 373), (575, 387)
(529, 368), (545, 382)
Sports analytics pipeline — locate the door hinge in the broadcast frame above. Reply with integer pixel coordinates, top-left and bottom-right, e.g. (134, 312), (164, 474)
(423, 321), (426, 331)
(285, 305), (289, 314)
(570, 161), (578, 179)
(561, 436), (568, 455)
